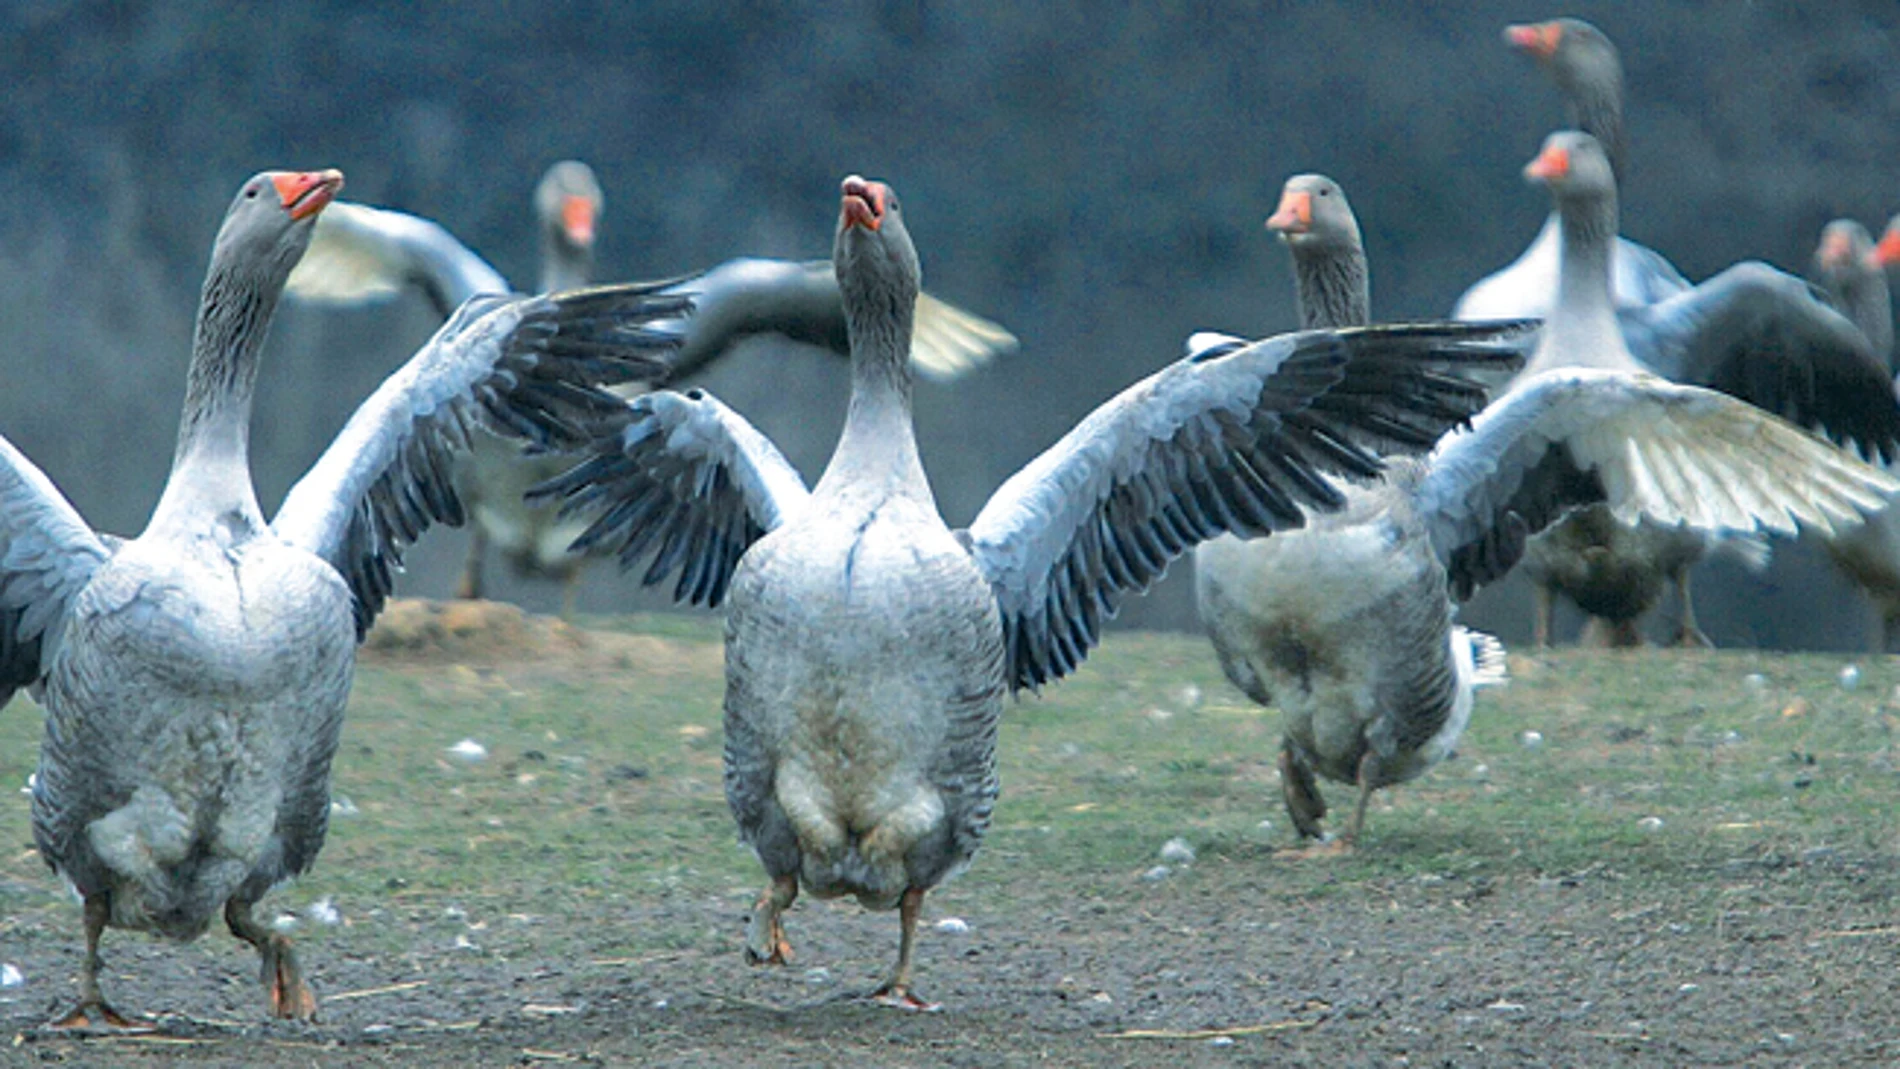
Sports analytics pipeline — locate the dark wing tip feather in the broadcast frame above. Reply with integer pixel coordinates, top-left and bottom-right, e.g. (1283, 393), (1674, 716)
(341, 288), (692, 636)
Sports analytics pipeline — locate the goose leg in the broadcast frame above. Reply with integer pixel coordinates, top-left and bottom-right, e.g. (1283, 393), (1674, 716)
(559, 566), (582, 623)
(1344, 750), (1382, 845)
(48, 893), (152, 1032)
(456, 526), (488, 600)
(743, 872), (798, 966)
(1672, 568), (1713, 649)
(870, 886), (939, 1011)
(1278, 743), (1327, 840)
(226, 898), (318, 1020)
(1581, 615), (1644, 648)
(1532, 582), (1554, 649)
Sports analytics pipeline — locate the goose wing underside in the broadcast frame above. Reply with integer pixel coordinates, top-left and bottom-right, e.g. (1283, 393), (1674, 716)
(1419, 368), (1900, 600)
(284, 200), (512, 318)
(659, 257), (1017, 383)
(527, 386), (812, 608)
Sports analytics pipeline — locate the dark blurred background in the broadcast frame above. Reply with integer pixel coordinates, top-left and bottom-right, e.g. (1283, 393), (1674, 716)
(2, 1), (1897, 648)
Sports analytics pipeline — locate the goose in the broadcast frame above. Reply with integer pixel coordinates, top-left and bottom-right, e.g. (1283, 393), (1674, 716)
(1811, 219), (1894, 368)
(1193, 173), (1898, 847)
(8, 169), (684, 1027)
(1454, 17), (1690, 320)
(457, 160), (606, 609)
(1515, 130), (1900, 647)
(1809, 218), (1900, 650)
(532, 174), (1537, 1007)
(284, 170), (1018, 614)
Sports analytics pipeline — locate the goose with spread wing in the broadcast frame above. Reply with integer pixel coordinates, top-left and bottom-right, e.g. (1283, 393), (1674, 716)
(533, 174), (1534, 1008)
(1454, 17), (1689, 320)
(286, 166), (1017, 613)
(1512, 131), (1900, 647)
(1194, 173), (1897, 846)
(11, 170), (683, 1028)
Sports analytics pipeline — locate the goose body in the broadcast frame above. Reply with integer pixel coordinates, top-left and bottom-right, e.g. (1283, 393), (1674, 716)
(13, 170), (682, 1027)
(538, 175), (1537, 1003)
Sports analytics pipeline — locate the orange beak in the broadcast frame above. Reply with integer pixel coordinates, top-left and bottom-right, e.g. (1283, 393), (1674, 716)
(1875, 227), (1900, 269)
(1266, 190), (1313, 235)
(1524, 145), (1570, 182)
(1504, 21), (1562, 58)
(840, 174), (885, 232)
(272, 169), (344, 221)
(561, 194), (597, 246)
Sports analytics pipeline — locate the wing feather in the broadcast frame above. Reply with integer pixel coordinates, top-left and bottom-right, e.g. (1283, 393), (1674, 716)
(271, 283), (688, 635)
(1418, 368), (1900, 599)
(965, 321), (1533, 689)
(528, 387), (813, 608)
(0, 438), (110, 707)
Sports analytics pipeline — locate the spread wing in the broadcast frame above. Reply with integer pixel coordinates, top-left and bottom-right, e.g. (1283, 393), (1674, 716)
(1623, 261), (1900, 462)
(1418, 367), (1900, 599)
(963, 320), (1533, 689)
(527, 387), (812, 607)
(284, 200), (512, 318)
(0, 437), (111, 708)
(657, 257), (1017, 382)
(271, 283), (689, 635)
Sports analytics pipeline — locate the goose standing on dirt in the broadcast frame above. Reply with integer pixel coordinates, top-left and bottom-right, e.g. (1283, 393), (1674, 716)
(1512, 131), (1900, 647)
(9, 169), (684, 1027)
(1193, 174), (1898, 846)
(535, 174), (1540, 1006)
(1454, 17), (1689, 320)
(285, 168), (1017, 614)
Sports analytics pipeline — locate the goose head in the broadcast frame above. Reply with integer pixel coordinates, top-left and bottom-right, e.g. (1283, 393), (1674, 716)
(1524, 130), (1615, 207)
(835, 174), (921, 343)
(1505, 17), (1620, 100)
(1815, 219), (1879, 277)
(536, 159), (603, 255)
(1266, 173), (1362, 253)
(210, 169), (342, 286)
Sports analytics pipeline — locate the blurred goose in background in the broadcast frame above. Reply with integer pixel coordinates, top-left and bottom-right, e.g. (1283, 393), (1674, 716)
(1809, 218), (1900, 650)
(1811, 219), (1894, 368)
(534, 174), (1534, 1006)
(286, 163), (1017, 615)
(9, 169), (683, 1028)
(1514, 131), (1900, 647)
(1193, 173), (1898, 847)
(1454, 17), (1689, 319)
